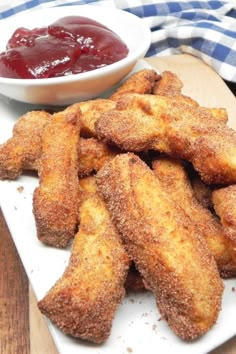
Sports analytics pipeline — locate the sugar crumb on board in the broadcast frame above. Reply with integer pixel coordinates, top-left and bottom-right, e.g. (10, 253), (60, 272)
(142, 312), (148, 317)
(17, 186), (24, 193)
(152, 324), (158, 333)
(127, 347), (133, 353)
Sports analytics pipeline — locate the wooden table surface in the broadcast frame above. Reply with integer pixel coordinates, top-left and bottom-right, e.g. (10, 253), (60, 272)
(1, 54), (236, 354)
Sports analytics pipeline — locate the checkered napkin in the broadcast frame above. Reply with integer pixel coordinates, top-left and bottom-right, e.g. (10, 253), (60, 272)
(0, 0), (236, 83)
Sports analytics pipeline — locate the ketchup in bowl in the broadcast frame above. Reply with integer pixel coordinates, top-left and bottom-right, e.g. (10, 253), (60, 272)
(0, 16), (129, 79)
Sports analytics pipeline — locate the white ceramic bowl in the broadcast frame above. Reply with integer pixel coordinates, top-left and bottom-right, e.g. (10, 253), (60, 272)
(0, 5), (151, 106)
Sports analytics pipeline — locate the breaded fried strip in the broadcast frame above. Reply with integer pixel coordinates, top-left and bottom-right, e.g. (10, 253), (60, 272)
(213, 185), (236, 243)
(0, 127), (118, 179)
(78, 138), (119, 177)
(153, 71), (228, 123)
(152, 157), (236, 278)
(33, 107), (80, 248)
(152, 70), (200, 107)
(109, 69), (160, 101)
(0, 110), (51, 179)
(38, 176), (129, 343)
(79, 99), (116, 137)
(153, 70), (183, 96)
(209, 108), (228, 124)
(96, 153), (223, 340)
(96, 93), (236, 184)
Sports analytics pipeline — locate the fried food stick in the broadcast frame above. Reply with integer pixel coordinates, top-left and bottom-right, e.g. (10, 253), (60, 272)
(96, 153), (223, 341)
(153, 70), (183, 97)
(68, 70), (225, 141)
(0, 114), (117, 179)
(213, 185), (236, 243)
(78, 138), (119, 177)
(33, 107), (80, 248)
(81, 176), (145, 292)
(82, 175), (145, 292)
(152, 157), (236, 278)
(74, 69), (160, 137)
(0, 110), (51, 179)
(153, 70), (228, 123)
(78, 70), (159, 137)
(96, 93), (236, 184)
(78, 99), (116, 137)
(109, 68), (160, 101)
(38, 176), (130, 343)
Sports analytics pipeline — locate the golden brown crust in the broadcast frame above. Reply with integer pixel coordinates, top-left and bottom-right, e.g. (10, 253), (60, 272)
(33, 107), (80, 248)
(109, 68), (160, 101)
(0, 131), (118, 179)
(0, 110), (51, 179)
(96, 153), (223, 341)
(78, 138), (119, 177)
(153, 71), (228, 123)
(38, 176), (129, 343)
(152, 157), (236, 278)
(213, 185), (236, 245)
(152, 70), (200, 107)
(95, 93), (236, 184)
(208, 107), (228, 124)
(78, 67), (161, 139)
(96, 94), (164, 152)
(79, 99), (116, 137)
(153, 70), (183, 96)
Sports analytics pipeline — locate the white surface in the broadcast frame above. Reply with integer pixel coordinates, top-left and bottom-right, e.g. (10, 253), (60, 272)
(0, 60), (236, 354)
(0, 5), (151, 105)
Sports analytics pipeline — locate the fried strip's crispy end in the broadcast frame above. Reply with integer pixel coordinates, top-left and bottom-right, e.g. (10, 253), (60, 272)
(152, 70), (200, 107)
(0, 110), (51, 179)
(38, 176), (129, 343)
(213, 185), (236, 244)
(153, 70), (183, 96)
(78, 138), (119, 177)
(208, 107), (228, 124)
(96, 93), (236, 184)
(78, 98), (116, 137)
(33, 108), (80, 248)
(109, 69), (160, 101)
(152, 71), (228, 123)
(96, 153), (223, 340)
(152, 157), (236, 278)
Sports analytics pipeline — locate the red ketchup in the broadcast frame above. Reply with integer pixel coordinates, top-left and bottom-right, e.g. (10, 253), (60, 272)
(0, 16), (129, 79)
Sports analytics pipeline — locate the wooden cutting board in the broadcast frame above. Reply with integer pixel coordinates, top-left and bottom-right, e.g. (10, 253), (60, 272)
(1, 54), (236, 354)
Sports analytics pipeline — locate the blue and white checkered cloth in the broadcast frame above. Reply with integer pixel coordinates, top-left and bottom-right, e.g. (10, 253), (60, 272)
(0, 0), (236, 83)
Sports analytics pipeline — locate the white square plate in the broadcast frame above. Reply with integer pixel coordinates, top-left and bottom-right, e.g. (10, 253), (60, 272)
(0, 60), (236, 354)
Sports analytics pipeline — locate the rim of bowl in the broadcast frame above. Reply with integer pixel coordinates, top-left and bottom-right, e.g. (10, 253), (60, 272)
(0, 5), (151, 86)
